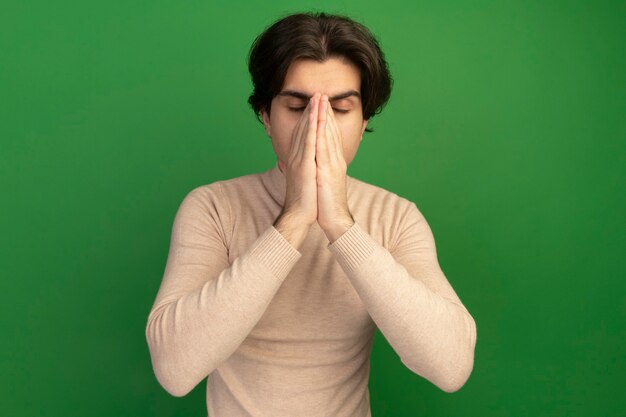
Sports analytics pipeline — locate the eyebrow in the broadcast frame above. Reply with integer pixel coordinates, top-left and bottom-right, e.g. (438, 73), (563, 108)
(277, 89), (361, 101)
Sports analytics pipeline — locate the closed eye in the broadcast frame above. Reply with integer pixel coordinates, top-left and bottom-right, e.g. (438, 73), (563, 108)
(288, 107), (349, 114)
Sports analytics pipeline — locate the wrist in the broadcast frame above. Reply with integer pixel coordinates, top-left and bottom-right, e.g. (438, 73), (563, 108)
(321, 216), (355, 244)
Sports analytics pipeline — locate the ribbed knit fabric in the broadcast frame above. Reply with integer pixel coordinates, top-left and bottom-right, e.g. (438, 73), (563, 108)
(145, 161), (477, 417)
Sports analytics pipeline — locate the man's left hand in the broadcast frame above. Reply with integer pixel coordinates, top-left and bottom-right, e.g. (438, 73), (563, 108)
(315, 94), (355, 243)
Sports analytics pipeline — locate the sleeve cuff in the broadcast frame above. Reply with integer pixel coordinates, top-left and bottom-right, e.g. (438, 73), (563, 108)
(327, 221), (377, 273)
(249, 225), (302, 280)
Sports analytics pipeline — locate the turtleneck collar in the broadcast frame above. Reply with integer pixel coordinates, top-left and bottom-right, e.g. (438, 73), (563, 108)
(260, 160), (355, 208)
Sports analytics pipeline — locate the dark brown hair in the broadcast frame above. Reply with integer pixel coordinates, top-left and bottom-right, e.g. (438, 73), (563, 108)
(247, 11), (393, 133)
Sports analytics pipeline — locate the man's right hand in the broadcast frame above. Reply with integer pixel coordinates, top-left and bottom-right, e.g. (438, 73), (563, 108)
(273, 93), (320, 250)
(277, 92), (320, 227)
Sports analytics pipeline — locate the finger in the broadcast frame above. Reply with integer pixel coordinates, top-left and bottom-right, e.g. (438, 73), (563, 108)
(299, 93), (319, 162)
(289, 117), (307, 164)
(317, 94), (327, 125)
(317, 95), (330, 165)
(290, 97), (312, 163)
(323, 96), (333, 163)
(326, 103), (343, 161)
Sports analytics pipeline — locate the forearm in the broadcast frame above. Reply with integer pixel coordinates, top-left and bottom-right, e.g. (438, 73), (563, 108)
(145, 225), (301, 397)
(362, 256), (476, 392)
(327, 222), (477, 393)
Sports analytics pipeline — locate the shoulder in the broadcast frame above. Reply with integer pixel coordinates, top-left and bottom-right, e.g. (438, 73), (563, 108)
(347, 175), (429, 251)
(178, 169), (268, 223)
(348, 175), (418, 217)
(185, 170), (260, 203)
(175, 178), (235, 224)
(196, 170), (268, 202)
(171, 179), (237, 247)
(182, 181), (225, 209)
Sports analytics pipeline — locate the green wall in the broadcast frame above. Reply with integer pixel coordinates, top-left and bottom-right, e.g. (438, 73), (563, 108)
(2, 1), (624, 416)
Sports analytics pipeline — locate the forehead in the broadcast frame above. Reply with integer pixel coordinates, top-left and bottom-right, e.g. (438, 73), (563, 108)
(280, 57), (361, 98)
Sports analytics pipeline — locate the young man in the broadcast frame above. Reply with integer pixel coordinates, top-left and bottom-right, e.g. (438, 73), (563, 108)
(146, 11), (477, 417)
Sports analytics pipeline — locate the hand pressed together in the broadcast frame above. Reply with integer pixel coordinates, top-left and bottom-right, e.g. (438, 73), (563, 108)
(315, 94), (355, 242)
(277, 92), (355, 244)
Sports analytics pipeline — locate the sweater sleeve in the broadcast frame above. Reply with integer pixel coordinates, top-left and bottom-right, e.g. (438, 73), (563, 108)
(145, 184), (302, 397)
(326, 201), (477, 393)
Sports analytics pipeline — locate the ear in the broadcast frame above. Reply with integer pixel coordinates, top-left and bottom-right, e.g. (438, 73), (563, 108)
(360, 119), (368, 141)
(261, 107), (271, 137)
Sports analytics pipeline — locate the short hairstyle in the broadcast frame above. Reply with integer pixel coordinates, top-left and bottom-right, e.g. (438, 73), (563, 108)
(247, 11), (393, 134)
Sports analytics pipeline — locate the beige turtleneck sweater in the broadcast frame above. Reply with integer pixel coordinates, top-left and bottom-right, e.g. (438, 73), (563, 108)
(145, 162), (477, 417)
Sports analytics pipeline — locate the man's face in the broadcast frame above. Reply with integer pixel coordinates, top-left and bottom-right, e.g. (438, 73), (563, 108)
(261, 57), (368, 173)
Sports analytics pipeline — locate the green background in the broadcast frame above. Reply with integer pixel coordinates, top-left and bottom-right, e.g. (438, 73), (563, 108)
(2, 1), (624, 416)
